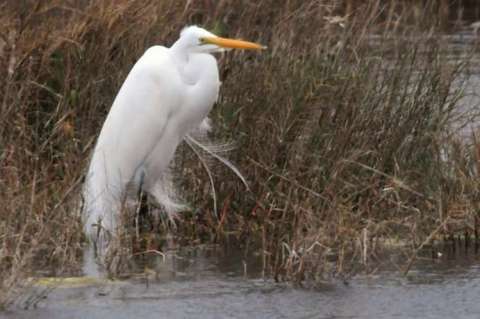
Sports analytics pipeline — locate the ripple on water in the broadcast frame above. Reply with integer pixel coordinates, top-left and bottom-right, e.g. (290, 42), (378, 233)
(3, 244), (480, 319)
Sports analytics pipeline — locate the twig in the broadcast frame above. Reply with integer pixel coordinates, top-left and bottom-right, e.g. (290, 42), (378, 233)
(185, 136), (218, 218)
(131, 249), (166, 262)
(403, 217), (451, 276)
(343, 159), (431, 200)
(52, 174), (84, 212)
(248, 156), (328, 201)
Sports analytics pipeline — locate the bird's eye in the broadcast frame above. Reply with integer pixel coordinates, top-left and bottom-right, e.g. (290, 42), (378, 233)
(199, 38), (207, 45)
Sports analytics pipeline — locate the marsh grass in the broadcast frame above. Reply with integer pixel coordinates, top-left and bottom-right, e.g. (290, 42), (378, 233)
(1, 0), (480, 307)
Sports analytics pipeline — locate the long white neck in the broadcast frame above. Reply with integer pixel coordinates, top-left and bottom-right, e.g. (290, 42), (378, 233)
(170, 37), (191, 65)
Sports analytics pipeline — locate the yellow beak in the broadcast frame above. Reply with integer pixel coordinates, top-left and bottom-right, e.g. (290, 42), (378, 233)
(202, 36), (266, 50)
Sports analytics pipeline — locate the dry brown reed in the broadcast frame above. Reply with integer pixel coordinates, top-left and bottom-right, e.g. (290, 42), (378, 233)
(1, 0), (479, 307)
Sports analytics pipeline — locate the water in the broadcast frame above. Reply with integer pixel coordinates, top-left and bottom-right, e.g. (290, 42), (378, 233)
(2, 244), (480, 319)
(4, 5), (480, 319)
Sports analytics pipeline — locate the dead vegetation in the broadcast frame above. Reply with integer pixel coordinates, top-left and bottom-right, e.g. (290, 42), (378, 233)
(1, 0), (480, 308)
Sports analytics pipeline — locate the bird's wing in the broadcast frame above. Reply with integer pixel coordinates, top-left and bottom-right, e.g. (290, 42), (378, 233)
(94, 46), (183, 182)
(84, 46), (184, 232)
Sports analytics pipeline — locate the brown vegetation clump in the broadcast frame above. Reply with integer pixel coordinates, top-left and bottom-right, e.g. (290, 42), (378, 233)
(1, 0), (480, 307)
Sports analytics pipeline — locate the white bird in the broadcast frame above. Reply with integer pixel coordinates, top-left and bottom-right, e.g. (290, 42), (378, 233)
(83, 26), (265, 245)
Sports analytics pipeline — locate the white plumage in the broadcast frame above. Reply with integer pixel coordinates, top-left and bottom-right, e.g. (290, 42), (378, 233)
(83, 26), (264, 243)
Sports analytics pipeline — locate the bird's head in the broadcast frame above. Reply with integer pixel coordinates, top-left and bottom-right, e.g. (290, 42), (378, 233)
(176, 25), (266, 54)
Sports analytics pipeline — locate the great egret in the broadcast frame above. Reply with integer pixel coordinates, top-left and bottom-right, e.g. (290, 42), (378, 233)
(83, 26), (265, 244)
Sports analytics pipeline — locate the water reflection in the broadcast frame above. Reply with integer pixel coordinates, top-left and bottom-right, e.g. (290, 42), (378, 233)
(3, 242), (480, 319)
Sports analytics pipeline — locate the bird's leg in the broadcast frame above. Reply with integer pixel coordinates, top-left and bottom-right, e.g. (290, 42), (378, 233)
(81, 220), (109, 277)
(135, 171), (146, 241)
(93, 220), (101, 255)
(90, 217), (113, 259)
